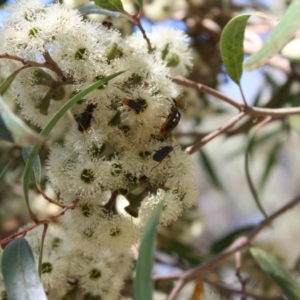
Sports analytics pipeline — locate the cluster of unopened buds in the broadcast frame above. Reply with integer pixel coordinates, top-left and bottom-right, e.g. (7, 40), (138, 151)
(0, 0), (197, 298)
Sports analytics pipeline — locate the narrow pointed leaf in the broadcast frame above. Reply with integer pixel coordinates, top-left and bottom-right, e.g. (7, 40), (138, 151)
(94, 0), (124, 12)
(251, 247), (300, 300)
(210, 225), (255, 254)
(78, 4), (125, 17)
(244, 0), (300, 71)
(1, 238), (47, 300)
(0, 96), (40, 146)
(0, 114), (14, 143)
(221, 12), (271, 84)
(0, 68), (26, 96)
(22, 147), (41, 187)
(259, 142), (283, 191)
(199, 149), (224, 191)
(245, 130), (268, 218)
(23, 71), (124, 219)
(134, 200), (165, 300)
(0, 162), (10, 179)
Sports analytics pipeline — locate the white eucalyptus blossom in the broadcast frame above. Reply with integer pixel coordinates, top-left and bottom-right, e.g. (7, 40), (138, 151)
(0, 0), (197, 298)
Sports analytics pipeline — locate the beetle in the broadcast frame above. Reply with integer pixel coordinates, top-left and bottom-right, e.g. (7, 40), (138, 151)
(77, 104), (97, 132)
(151, 146), (174, 171)
(160, 99), (181, 136)
(102, 20), (113, 30)
(122, 98), (146, 114)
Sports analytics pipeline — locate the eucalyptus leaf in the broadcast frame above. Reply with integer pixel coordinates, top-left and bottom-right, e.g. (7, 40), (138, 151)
(1, 238), (47, 300)
(199, 149), (225, 191)
(0, 162), (10, 179)
(245, 130), (268, 218)
(0, 96), (40, 147)
(259, 142), (283, 191)
(133, 200), (165, 300)
(220, 14), (251, 84)
(244, 0), (300, 70)
(251, 247), (300, 300)
(220, 12), (271, 84)
(0, 67), (26, 96)
(78, 4), (125, 17)
(94, 0), (124, 13)
(22, 147), (41, 187)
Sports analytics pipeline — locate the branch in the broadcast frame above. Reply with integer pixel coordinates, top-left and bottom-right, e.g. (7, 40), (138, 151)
(0, 52), (73, 83)
(165, 193), (300, 300)
(235, 251), (248, 300)
(185, 111), (246, 154)
(37, 186), (66, 208)
(124, 9), (153, 53)
(245, 106), (300, 118)
(169, 75), (243, 110)
(170, 75), (300, 119)
(203, 278), (284, 300)
(0, 199), (78, 245)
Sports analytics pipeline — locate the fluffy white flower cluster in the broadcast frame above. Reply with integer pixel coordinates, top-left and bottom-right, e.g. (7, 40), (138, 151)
(0, 0), (197, 298)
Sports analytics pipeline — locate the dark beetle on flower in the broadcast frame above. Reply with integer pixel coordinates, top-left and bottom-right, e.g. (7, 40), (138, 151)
(77, 104), (97, 132)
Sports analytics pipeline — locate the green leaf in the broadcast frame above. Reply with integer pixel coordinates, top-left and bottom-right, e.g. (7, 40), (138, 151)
(22, 147), (41, 187)
(1, 238), (47, 300)
(94, 0), (124, 13)
(199, 149), (224, 191)
(0, 96), (40, 147)
(0, 162), (10, 179)
(226, 128), (282, 159)
(78, 4), (125, 17)
(38, 225), (48, 278)
(137, 0), (143, 7)
(244, 0), (300, 71)
(0, 68), (26, 96)
(250, 247), (300, 300)
(22, 71), (124, 220)
(133, 200), (165, 300)
(245, 130), (268, 218)
(220, 13), (252, 84)
(158, 235), (202, 265)
(259, 141), (283, 191)
(210, 226), (255, 254)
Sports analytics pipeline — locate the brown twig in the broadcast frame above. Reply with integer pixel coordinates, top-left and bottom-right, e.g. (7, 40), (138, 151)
(170, 75), (300, 118)
(164, 192), (300, 300)
(185, 111), (246, 154)
(239, 84), (248, 107)
(203, 278), (284, 300)
(171, 75), (300, 153)
(0, 200), (78, 245)
(245, 106), (300, 118)
(123, 9), (153, 53)
(235, 251), (248, 300)
(37, 186), (66, 208)
(169, 75), (243, 110)
(0, 52), (73, 83)
(103, 190), (119, 212)
(43, 50), (66, 81)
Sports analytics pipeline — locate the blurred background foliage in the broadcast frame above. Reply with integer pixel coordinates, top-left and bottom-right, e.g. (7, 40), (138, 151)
(1, 0), (300, 299)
